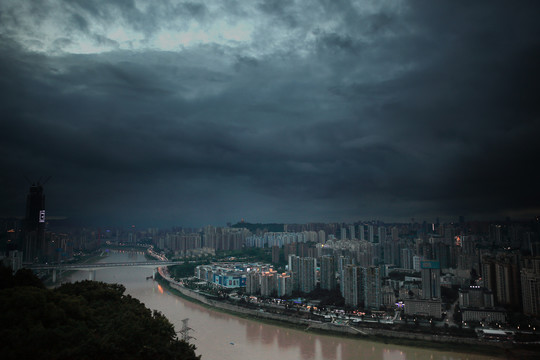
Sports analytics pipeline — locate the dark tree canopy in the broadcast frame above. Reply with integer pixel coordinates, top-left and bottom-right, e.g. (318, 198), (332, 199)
(0, 267), (200, 360)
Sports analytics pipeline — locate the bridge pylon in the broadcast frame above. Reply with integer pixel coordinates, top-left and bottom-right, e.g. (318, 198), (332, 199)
(178, 318), (195, 342)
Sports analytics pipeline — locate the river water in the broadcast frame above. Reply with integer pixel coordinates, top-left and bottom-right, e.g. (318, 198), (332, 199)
(68, 251), (498, 360)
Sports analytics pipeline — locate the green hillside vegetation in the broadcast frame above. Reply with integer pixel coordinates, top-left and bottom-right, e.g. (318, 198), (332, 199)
(0, 266), (200, 360)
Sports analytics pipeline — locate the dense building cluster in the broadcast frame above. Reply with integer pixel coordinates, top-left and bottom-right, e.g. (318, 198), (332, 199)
(182, 220), (540, 321)
(1, 184), (539, 323)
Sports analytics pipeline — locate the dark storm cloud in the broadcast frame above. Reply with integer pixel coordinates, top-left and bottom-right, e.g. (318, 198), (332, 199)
(1, 0), (539, 227)
(310, 1), (540, 218)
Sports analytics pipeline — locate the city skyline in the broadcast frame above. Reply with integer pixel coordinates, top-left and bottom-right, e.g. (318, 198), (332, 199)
(1, 1), (540, 228)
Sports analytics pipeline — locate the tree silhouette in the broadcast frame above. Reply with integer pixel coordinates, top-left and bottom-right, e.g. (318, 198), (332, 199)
(0, 269), (200, 360)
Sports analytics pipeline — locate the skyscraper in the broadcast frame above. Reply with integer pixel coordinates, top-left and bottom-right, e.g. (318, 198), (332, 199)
(368, 225), (375, 243)
(494, 253), (521, 308)
(318, 230), (326, 243)
(378, 226), (387, 243)
(261, 271), (276, 296)
(288, 254), (300, 291)
(338, 256), (352, 296)
(521, 257), (540, 316)
(272, 245), (280, 264)
(391, 226), (399, 241)
(401, 248), (413, 270)
(23, 183), (46, 262)
(299, 257), (317, 293)
(358, 225), (365, 241)
(342, 264), (363, 307)
(483, 253), (522, 308)
(277, 273), (293, 297)
(246, 271), (260, 295)
(363, 266), (381, 309)
(320, 255), (336, 291)
(421, 260), (441, 299)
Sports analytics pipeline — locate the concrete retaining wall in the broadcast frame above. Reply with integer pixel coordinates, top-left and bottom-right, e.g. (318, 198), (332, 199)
(166, 280), (503, 347)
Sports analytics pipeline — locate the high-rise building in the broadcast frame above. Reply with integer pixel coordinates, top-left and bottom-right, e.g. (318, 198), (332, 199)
(338, 256), (352, 296)
(521, 257), (540, 316)
(401, 248), (413, 270)
(358, 225), (365, 241)
(413, 255), (423, 271)
(481, 255), (497, 292)
(363, 266), (381, 309)
(433, 242), (451, 269)
(288, 255), (300, 291)
(348, 225), (355, 240)
(261, 271), (276, 296)
(277, 273), (293, 297)
(342, 264), (381, 309)
(461, 235), (477, 255)
(391, 227), (399, 241)
(378, 226), (387, 244)
(368, 225), (375, 243)
(383, 242), (393, 265)
(484, 252), (522, 308)
(23, 183), (47, 262)
(299, 257), (317, 293)
(342, 264), (363, 307)
(459, 286), (494, 308)
(495, 255), (521, 308)
(246, 271), (261, 294)
(284, 243), (297, 260)
(421, 260), (441, 299)
(272, 245), (280, 264)
(391, 241), (402, 268)
(318, 230), (326, 243)
(298, 242), (310, 257)
(371, 243), (381, 265)
(320, 255), (336, 291)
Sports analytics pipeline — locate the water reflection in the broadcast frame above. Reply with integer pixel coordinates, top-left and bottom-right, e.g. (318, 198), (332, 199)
(382, 349), (406, 360)
(320, 338), (339, 360)
(68, 252), (497, 360)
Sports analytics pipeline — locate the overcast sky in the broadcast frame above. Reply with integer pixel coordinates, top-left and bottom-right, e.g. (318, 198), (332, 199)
(1, 0), (539, 228)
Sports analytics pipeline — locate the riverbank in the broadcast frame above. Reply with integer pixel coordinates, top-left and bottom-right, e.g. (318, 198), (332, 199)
(155, 272), (526, 359)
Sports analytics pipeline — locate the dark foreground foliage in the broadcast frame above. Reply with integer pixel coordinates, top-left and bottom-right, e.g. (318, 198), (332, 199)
(0, 266), (200, 360)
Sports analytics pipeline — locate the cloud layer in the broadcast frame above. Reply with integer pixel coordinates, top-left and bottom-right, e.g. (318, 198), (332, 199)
(1, 1), (539, 227)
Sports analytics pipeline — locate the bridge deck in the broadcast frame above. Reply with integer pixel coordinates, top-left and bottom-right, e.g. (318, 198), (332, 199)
(27, 261), (177, 271)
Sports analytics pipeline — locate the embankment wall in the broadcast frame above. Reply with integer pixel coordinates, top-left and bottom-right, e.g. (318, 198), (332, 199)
(166, 281), (505, 347)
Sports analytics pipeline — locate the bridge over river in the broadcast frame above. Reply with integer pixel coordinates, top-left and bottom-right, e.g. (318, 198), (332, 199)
(27, 261), (177, 283)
